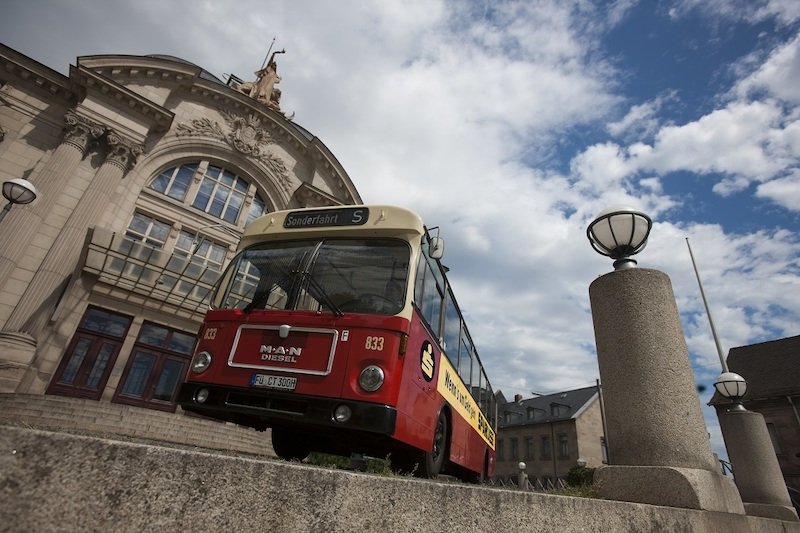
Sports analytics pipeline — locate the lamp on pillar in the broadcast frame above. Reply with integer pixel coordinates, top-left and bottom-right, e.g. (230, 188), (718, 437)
(586, 206), (652, 270)
(714, 372), (747, 412)
(0, 178), (38, 223)
(714, 372), (799, 520)
(586, 206), (745, 513)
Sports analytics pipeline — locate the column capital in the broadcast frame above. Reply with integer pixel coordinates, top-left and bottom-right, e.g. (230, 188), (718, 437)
(104, 131), (145, 173)
(62, 109), (105, 154)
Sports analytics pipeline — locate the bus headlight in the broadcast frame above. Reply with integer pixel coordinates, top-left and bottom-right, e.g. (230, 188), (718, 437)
(191, 351), (212, 373)
(334, 404), (352, 423)
(195, 388), (210, 404)
(359, 365), (384, 392)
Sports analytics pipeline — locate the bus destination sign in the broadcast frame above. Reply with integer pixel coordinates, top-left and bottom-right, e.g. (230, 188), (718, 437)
(284, 207), (369, 229)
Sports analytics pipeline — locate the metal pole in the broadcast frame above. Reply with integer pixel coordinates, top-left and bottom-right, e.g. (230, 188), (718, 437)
(596, 378), (610, 464)
(550, 421), (557, 483)
(260, 37), (276, 70)
(0, 202), (12, 223)
(686, 238), (728, 372)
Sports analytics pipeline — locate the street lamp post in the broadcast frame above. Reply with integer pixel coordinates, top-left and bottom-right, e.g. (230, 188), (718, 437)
(688, 240), (798, 521)
(714, 371), (799, 521)
(0, 178), (38, 223)
(586, 206), (744, 513)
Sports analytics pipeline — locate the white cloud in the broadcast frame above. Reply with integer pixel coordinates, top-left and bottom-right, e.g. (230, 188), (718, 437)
(756, 171), (800, 209)
(667, 0), (800, 25)
(607, 92), (677, 140)
(576, 99), (799, 201)
(735, 34), (800, 104)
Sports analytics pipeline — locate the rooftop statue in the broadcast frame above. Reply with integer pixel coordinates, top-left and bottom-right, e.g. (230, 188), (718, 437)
(237, 49), (289, 115)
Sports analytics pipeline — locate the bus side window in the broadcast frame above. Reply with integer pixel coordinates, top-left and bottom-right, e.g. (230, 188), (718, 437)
(442, 290), (460, 365)
(471, 349), (480, 403)
(458, 335), (472, 386)
(414, 249), (443, 338)
(480, 369), (491, 417)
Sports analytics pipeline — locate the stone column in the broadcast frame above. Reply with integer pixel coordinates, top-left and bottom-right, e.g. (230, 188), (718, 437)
(0, 111), (106, 390)
(718, 408), (799, 521)
(0, 110), (104, 306)
(3, 131), (144, 334)
(589, 268), (744, 513)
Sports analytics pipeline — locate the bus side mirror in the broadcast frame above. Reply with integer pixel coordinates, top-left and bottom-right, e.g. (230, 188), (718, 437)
(429, 237), (444, 260)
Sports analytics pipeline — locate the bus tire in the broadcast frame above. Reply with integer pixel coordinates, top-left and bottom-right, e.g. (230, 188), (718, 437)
(389, 449), (419, 476)
(271, 427), (311, 461)
(420, 409), (448, 478)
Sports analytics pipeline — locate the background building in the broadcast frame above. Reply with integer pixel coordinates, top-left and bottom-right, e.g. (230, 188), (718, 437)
(494, 385), (606, 485)
(716, 335), (800, 501)
(0, 43), (361, 417)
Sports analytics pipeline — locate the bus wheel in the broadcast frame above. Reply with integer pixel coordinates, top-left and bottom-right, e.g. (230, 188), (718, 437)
(420, 410), (448, 478)
(271, 427), (311, 461)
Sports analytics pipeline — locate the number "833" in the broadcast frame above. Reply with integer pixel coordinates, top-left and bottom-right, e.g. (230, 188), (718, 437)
(365, 336), (384, 351)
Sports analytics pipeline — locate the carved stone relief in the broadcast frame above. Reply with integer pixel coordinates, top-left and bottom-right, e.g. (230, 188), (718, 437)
(176, 111), (292, 193)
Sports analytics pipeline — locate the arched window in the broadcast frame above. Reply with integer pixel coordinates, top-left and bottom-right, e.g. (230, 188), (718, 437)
(149, 164), (197, 201)
(191, 165), (248, 223)
(246, 193), (267, 225)
(147, 162), (268, 226)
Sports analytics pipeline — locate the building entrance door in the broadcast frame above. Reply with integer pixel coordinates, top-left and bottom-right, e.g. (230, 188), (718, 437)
(47, 307), (133, 400)
(112, 321), (195, 412)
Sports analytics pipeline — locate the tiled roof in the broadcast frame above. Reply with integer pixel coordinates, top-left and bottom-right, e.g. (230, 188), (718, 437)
(497, 385), (598, 428)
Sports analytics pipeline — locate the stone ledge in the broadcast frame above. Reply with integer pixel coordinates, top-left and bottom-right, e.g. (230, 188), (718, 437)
(2, 426), (798, 533)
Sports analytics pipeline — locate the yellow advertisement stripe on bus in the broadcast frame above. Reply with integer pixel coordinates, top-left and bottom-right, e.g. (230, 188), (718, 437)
(436, 355), (496, 450)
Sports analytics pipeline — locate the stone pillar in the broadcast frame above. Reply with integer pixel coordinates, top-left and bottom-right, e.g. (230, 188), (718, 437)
(589, 268), (744, 513)
(3, 132), (144, 334)
(0, 110), (104, 306)
(718, 409), (799, 521)
(0, 111), (105, 390)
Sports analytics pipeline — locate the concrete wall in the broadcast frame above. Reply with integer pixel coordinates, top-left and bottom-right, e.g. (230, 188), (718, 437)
(2, 425), (798, 533)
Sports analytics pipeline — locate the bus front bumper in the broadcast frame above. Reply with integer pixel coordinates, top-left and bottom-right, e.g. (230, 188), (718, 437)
(176, 382), (397, 435)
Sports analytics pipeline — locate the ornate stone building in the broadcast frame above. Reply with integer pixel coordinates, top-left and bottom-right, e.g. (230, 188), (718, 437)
(0, 43), (361, 414)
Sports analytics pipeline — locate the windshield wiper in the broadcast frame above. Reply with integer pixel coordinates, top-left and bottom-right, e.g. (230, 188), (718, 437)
(300, 272), (344, 317)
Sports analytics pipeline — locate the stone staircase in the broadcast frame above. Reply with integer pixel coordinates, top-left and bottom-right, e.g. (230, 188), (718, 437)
(0, 393), (274, 457)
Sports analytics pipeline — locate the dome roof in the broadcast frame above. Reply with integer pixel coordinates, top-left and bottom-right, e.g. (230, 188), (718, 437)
(146, 54), (225, 84)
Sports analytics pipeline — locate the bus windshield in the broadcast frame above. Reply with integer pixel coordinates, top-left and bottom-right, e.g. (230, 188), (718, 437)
(216, 237), (410, 315)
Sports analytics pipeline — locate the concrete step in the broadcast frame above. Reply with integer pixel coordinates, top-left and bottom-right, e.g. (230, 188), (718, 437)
(0, 393), (274, 457)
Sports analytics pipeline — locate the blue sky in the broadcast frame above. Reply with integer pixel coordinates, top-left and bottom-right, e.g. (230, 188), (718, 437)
(2, 0), (799, 461)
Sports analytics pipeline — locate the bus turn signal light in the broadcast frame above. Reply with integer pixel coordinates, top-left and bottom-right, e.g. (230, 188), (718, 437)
(399, 334), (408, 356)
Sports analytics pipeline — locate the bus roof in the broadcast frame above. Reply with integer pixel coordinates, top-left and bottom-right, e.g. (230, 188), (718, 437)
(239, 205), (426, 250)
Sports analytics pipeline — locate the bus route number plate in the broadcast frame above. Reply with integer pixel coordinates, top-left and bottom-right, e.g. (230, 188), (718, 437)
(250, 374), (297, 391)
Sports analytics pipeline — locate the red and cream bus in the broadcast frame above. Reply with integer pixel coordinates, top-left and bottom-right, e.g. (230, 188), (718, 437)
(177, 205), (497, 480)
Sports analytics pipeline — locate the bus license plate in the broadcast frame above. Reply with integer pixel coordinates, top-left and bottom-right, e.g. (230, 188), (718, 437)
(250, 374), (297, 390)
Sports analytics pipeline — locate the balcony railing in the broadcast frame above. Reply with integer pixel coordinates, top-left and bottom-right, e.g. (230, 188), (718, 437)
(81, 226), (222, 317)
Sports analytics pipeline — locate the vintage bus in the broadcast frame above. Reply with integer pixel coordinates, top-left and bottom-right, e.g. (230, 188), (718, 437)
(177, 205), (497, 480)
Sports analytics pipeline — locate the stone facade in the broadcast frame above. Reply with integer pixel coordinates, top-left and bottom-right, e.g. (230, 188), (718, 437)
(494, 386), (606, 483)
(0, 45), (361, 416)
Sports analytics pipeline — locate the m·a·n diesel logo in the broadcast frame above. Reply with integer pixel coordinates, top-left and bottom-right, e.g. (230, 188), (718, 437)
(260, 345), (302, 363)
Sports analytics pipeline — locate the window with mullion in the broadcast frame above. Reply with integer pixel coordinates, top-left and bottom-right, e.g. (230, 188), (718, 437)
(113, 322), (195, 412)
(174, 230), (227, 271)
(246, 194), (267, 225)
(126, 212), (171, 248)
(192, 165), (248, 223)
(149, 164), (197, 201)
